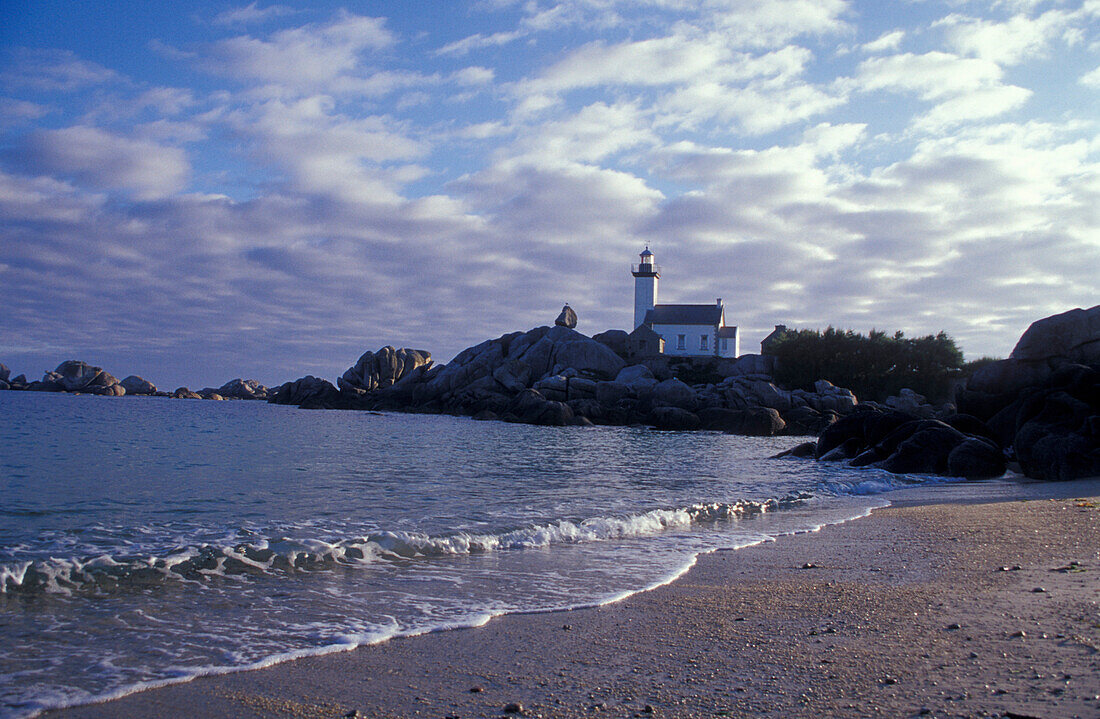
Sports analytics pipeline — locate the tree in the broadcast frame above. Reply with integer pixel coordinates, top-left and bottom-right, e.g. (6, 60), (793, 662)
(770, 327), (964, 403)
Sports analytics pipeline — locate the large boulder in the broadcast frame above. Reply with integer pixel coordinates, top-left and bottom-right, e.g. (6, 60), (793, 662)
(592, 329), (628, 357)
(877, 424), (967, 475)
(506, 389), (574, 426)
(52, 360), (119, 392)
(0, 363), (8, 383)
(171, 387), (202, 399)
(555, 305), (578, 329)
(339, 347), (432, 394)
(269, 376), (342, 407)
(947, 438), (1006, 479)
(120, 375), (157, 395)
(217, 378), (270, 400)
(952, 307), (1100, 481)
(1011, 304), (1100, 365)
(539, 326), (626, 379)
(651, 378), (697, 410)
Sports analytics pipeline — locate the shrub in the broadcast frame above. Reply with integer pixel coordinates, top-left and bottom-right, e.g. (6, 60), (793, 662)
(769, 327), (963, 403)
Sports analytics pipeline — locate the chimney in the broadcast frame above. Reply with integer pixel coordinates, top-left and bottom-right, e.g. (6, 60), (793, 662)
(716, 298), (722, 305)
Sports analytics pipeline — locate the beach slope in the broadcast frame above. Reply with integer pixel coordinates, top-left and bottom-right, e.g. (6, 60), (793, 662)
(49, 479), (1100, 719)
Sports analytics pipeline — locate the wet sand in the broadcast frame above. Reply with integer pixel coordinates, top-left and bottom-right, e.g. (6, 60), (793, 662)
(49, 477), (1100, 719)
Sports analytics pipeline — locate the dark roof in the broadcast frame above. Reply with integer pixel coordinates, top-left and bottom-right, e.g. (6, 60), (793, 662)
(717, 326), (738, 338)
(628, 324), (662, 341)
(644, 304), (723, 326)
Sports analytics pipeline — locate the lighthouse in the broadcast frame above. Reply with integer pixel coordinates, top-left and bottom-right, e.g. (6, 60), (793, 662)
(632, 247), (660, 329)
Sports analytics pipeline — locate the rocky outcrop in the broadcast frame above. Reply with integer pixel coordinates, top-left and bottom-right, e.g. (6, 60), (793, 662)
(1011, 305), (1100, 365)
(810, 409), (1005, 479)
(338, 347), (432, 394)
(121, 375), (157, 395)
(171, 387), (202, 400)
(555, 305), (578, 329)
(269, 376), (343, 408)
(0, 363), (8, 383)
(592, 329), (628, 357)
(213, 378), (270, 400)
(953, 307), (1100, 482)
(283, 327), (862, 435)
(51, 360), (120, 393)
(797, 306), (1099, 482)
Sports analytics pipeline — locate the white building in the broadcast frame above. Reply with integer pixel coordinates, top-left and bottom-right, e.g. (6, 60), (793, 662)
(631, 247), (739, 358)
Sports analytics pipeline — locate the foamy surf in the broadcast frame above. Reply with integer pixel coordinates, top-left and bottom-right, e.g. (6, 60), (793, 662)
(0, 394), (926, 719)
(1, 495), (812, 595)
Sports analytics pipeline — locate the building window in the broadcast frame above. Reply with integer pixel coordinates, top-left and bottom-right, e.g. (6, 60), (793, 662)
(676, 334), (685, 350)
(721, 338), (728, 351)
(700, 335), (708, 350)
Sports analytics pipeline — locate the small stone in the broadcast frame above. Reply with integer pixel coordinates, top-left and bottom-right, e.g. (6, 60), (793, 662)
(946, 623), (962, 630)
(882, 676), (898, 686)
(1032, 586), (1047, 593)
(563, 624), (572, 630)
(642, 706), (654, 714)
(969, 652), (979, 659)
(504, 702), (523, 714)
(1011, 630), (1027, 638)
(470, 686), (484, 693)
(344, 711), (362, 718)
(801, 562), (818, 569)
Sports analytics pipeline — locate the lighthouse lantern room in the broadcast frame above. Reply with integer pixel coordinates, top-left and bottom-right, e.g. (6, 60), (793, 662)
(631, 247), (660, 329)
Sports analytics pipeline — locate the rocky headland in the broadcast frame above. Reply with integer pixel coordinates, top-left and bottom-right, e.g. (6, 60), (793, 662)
(793, 305), (1100, 483)
(4, 305), (1097, 483)
(267, 324), (857, 438)
(0, 360), (271, 402)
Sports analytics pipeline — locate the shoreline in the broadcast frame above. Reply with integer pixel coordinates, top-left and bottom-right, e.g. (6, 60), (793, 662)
(44, 476), (1100, 719)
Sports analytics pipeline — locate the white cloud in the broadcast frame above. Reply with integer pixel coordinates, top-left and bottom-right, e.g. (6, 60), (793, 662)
(435, 31), (525, 57)
(1081, 65), (1100, 86)
(855, 51), (1006, 101)
(202, 12), (395, 90)
(21, 126), (190, 199)
(228, 96), (426, 202)
(914, 84), (1032, 131)
(0, 49), (119, 91)
(452, 66), (495, 86)
(936, 10), (1071, 65)
(862, 30), (905, 54)
(0, 97), (49, 124)
(513, 102), (657, 163)
(213, 3), (296, 26)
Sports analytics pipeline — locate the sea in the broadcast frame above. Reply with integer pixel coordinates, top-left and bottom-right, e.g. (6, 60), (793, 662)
(0, 391), (948, 717)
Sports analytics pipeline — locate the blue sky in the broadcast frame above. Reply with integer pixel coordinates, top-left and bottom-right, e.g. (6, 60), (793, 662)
(2, 0), (1098, 389)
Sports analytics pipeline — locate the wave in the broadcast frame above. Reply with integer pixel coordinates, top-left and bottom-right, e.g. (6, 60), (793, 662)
(0, 493), (812, 596)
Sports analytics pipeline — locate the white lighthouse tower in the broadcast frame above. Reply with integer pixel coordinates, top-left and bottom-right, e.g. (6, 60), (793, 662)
(632, 247), (660, 329)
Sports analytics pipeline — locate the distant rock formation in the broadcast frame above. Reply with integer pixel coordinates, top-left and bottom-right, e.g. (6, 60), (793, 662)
(121, 375), (157, 395)
(555, 305), (577, 329)
(269, 376), (341, 408)
(338, 347), (431, 394)
(268, 326), (863, 435)
(171, 387), (202, 399)
(52, 360), (120, 393)
(213, 378), (269, 400)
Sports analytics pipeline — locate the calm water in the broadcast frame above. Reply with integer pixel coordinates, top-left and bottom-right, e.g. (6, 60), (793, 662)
(0, 392), (937, 717)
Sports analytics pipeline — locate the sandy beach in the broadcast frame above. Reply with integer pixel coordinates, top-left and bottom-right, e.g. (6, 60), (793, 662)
(47, 477), (1100, 719)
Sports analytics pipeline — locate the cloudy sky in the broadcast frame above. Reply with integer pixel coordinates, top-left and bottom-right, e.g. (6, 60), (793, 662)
(2, 1), (1098, 389)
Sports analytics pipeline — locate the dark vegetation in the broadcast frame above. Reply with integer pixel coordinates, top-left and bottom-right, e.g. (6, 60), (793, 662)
(769, 327), (964, 403)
